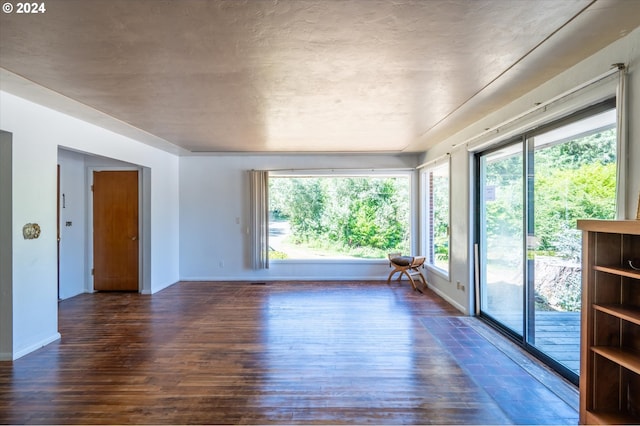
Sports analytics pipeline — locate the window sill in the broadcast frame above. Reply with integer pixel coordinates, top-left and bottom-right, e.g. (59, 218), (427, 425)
(425, 265), (450, 282)
(269, 258), (388, 265)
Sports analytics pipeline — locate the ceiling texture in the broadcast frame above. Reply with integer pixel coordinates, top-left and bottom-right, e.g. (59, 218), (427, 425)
(1, 0), (640, 154)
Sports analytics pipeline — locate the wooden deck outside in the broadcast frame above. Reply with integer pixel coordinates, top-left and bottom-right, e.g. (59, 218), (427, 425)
(493, 311), (581, 375)
(534, 311), (581, 374)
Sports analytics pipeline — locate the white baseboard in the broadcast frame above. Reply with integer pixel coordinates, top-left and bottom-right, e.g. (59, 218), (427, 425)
(427, 284), (467, 314)
(12, 332), (61, 360)
(0, 352), (11, 361)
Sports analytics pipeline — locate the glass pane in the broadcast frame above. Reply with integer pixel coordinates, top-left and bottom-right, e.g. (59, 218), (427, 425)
(269, 176), (410, 260)
(528, 108), (616, 375)
(427, 164), (449, 273)
(480, 142), (524, 336)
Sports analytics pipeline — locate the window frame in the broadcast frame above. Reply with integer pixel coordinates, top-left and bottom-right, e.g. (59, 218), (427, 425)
(421, 159), (451, 278)
(474, 98), (618, 386)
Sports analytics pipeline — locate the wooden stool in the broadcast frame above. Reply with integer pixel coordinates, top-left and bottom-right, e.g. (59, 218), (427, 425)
(387, 253), (428, 293)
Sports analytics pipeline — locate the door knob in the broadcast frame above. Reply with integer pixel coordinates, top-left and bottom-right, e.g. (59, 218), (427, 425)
(131, 236), (138, 241)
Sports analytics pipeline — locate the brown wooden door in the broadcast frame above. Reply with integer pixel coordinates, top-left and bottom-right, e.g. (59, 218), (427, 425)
(93, 170), (139, 291)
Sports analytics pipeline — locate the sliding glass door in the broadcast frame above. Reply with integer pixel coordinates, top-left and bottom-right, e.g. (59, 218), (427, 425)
(477, 101), (617, 382)
(479, 142), (524, 336)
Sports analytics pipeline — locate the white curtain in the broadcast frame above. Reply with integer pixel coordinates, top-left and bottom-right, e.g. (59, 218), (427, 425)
(249, 170), (269, 269)
(615, 65), (627, 219)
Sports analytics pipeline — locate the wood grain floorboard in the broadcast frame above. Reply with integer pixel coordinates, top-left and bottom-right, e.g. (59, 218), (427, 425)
(0, 281), (568, 424)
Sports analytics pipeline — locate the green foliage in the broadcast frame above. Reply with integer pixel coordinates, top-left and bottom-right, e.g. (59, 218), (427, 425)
(535, 162), (616, 252)
(483, 128), (616, 255)
(287, 179), (327, 242)
(430, 171), (450, 266)
(483, 127), (617, 312)
(269, 176), (410, 257)
(533, 129), (616, 254)
(553, 130), (616, 167)
(268, 249), (288, 260)
(484, 153), (524, 239)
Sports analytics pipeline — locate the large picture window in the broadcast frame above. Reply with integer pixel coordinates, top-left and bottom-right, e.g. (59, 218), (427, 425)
(268, 173), (411, 260)
(423, 162), (450, 275)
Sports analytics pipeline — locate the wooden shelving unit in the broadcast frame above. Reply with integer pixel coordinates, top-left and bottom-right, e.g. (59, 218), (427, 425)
(577, 220), (640, 424)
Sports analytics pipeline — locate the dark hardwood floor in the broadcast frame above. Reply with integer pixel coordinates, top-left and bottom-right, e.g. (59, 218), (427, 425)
(0, 281), (578, 424)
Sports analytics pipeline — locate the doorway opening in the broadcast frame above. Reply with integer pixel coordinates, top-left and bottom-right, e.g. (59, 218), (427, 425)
(57, 148), (148, 298)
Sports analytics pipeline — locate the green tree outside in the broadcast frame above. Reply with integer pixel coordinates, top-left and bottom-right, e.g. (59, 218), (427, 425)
(269, 176), (410, 258)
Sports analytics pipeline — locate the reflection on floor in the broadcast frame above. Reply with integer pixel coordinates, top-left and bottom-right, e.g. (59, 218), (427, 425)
(423, 316), (578, 424)
(0, 281), (578, 424)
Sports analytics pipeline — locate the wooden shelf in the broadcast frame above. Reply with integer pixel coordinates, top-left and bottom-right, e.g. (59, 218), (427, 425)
(585, 410), (640, 425)
(591, 346), (640, 375)
(594, 265), (640, 279)
(594, 304), (640, 326)
(579, 221), (640, 424)
(577, 219), (640, 235)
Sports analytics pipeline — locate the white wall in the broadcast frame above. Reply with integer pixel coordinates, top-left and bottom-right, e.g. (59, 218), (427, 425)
(0, 92), (180, 359)
(57, 149), (86, 300)
(179, 154), (418, 281)
(418, 27), (640, 315)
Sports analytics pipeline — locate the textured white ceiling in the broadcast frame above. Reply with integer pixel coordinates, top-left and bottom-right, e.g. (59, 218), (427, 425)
(1, 0), (639, 153)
